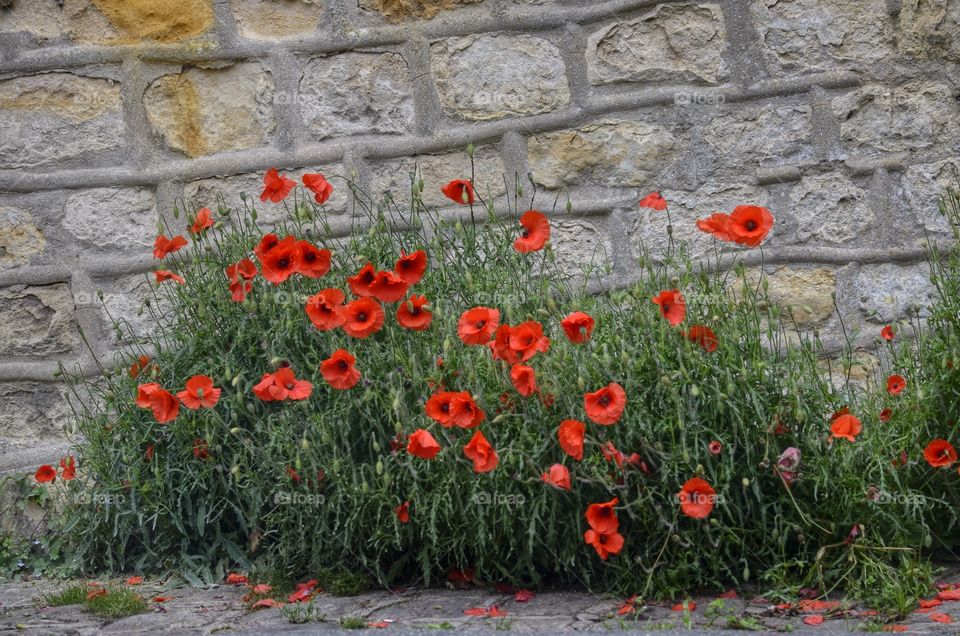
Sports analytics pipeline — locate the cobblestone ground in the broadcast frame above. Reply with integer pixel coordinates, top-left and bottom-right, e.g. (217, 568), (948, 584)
(4, 574), (960, 634)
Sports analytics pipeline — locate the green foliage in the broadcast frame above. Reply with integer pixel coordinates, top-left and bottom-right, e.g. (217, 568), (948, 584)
(82, 586), (149, 618)
(44, 584), (87, 606)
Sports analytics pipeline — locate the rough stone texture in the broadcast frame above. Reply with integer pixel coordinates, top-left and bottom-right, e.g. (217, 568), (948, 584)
(900, 157), (960, 235)
(0, 73), (125, 170)
(703, 103), (813, 168)
(369, 147), (504, 208)
(230, 0), (323, 40)
(0, 284), (78, 357)
(299, 53), (414, 139)
(0, 383), (70, 447)
(747, 266), (837, 328)
(359, 0), (484, 22)
(431, 34), (570, 121)
(96, 273), (169, 343)
(897, 0), (960, 61)
(789, 173), (873, 245)
(0, 207), (46, 270)
(856, 263), (936, 323)
(89, 0), (216, 44)
(546, 219), (611, 278)
(586, 4), (728, 85)
(527, 120), (676, 189)
(61, 187), (158, 252)
(144, 63), (276, 158)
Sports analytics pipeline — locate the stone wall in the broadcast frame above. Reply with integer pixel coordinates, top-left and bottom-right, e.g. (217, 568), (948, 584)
(1, 0), (959, 470)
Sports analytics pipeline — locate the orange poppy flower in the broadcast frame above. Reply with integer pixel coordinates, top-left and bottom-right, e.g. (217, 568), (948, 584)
(924, 439), (957, 468)
(260, 168), (296, 203)
(541, 463), (571, 490)
(441, 179), (475, 205)
(678, 477), (716, 519)
(177, 375), (221, 409)
(128, 354), (153, 379)
(425, 391), (485, 428)
(463, 430), (498, 473)
(639, 191), (667, 211)
(513, 210), (550, 253)
(259, 235), (298, 285)
(584, 382), (627, 425)
(153, 234), (187, 259)
(147, 387), (180, 424)
(492, 321), (550, 364)
(887, 374), (906, 396)
(395, 250), (428, 285)
(189, 207), (214, 234)
(407, 429), (441, 459)
(253, 368), (313, 402)
(561, 311), (594, 344)
(584, 529), (624, 560)
(369, 269), (410, 303)
(457, 307), (500, 345)
(35, 464), (56, 483)
(305, 288), (346, 331)
(881, 325), (895, 341)
(136, 382), (161, 408)
(396, 295), (432, 331)
(695, 213), (734, 242)
(510, 364), (537, 397)
(652, 290), (686, 326)
(558, 419), (586, 461)
(347, 263), (377, 297)
(154, 269), (184, 285)
(320, 349), (361, 390)
(226, 258), (257, 301)
(879, 407), (892, 422)
(684, 325), (718, 352)
(339, 297), (385, 338)
(59, 455), (76, 480)
(226, 573), (249, 585)
(395, 501), (411, 523)
(585, 497), (619, 534)
(830, 413), (862, 442)
(294, 241), (332, 279)
(302, 173), (333, 204)
(727, 205), (774, 248)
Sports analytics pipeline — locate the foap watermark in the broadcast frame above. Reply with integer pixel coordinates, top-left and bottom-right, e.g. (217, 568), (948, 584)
(674, 90), (725, 107)
(74, 492), (127, 506)
(473, 491), (526, 508)
(673, 491), (726, 507)
(866, 488), (926, 506)
(273, 491), (326, 506)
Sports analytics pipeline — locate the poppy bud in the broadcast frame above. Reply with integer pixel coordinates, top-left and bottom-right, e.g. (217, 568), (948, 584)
(375, 460), (384, 475)
(232, 375), (241, 387)
(252, 209), (259, 221)
(924, 534), (932, 547)
(230, 427), (241, 434)
(682, 450), (690, 463)
(709, 518), (719, 526)
(382, 472), (391, 487)
(517, 184), (524, 197)
(566, 199), (572, 214)
(454, 221), (463, 234)
(394, 421), (402, 433)
(301, 438), (309, 450)
(443, 338), (451, 355)
(361, 481), (369, 493)
(660, 376), (672, 387)
(718, 392), (727, 401)
(742, 566), (750, 581)
(231, 465), (240, 475)
(392, 396), (401, 412)
(270, 357), (283, 367)
(689, 385), (700, 397)
(666, 224), (673, 236)
(695, 464), (704, 473)
(741, 477), (750, 488)
(466, 143), (475, 158)
(295, 458), (302, 470)
(620, 351), (630, 366)
(577, 376), (585, 390)
(465, 271), (473, 287)
(418, 179), (424, 192)
(137, 306), (144, 317)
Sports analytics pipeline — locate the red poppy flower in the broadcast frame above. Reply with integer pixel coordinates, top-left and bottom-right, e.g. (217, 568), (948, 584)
(294, 241), (331, 279)
(887, 374), (906, 396)
(126, 576), (143, 586)
(708, 441), (722, 455)
(189, 208), (214, 234)
(154, 269), (185, 285)
(924, 439), (957, 468)
(584, 529), (624, 560)
(35, 464), (56, 483)
(254, 233), (280, 260)
(561, 311), (594, 344)
(601, 441), (625, 468)
(128, 354), (153, 379)
(258, 235), (298, 285)
(639, 191), (668, 211)
(458, 307), (500, 345)
(441, 179), (475, 205)
(305, 288), (346, 331)
(253, 368), (313, 402)
(226, 258), (257, 302)
(684, 325), (718, 352)
(193, 438), (210, 460)
(513, 210), (550, 253)
(320, 349), (361, 390)
(145, 444), (154, 462)
(153, 234), (187, 259)
(177, 375), (221, 409)
(652, 290), (686, 326)
(348, 263), (377, 297)
(302, 173), (333, 204)
(407, 429), (441, 459)
(584, 382), (627, 425)
(396, 295), (432, 331)
(879, 408), (892, 422)
(558, 419), (586, 461)
(830, 413), (862, 442)
(541, 464), (571, 490)
(678, 477), (716, 518)
(881, 325), (895, 341)
(135, 382), (161, 408)
(226, 573), (248, 585)
(395, 250), (428, 285)
(510, 365), (537, 397)
(339, 297), (385, 338)
(695, 213), (734, 242)
(260, 168), (296, 203)
(492, 321), (550, 364)
(425, 391), (485, 428)
(463, 430), (498, 473)
(585, 497), (619, 534)
(726, 205), (774, 248)
(395, 501), (410, 523)
(148, 388), (180, 424)
(369, 269), (410, 303)
(59, 456), (76, 480)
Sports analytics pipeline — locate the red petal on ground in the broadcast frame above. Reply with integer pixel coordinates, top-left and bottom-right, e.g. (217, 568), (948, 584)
(803, 615), (825, 625)
(367, 620), (390, 628)
(515, 589), (535, 602)
(930, 613), (954, 623)
(938, 589), (960, 601)
(797, 599), (840, 612)
(881, 625), (908, 632)
(252, 598), (284, 609)
(672, 601), (696, 611)
(152, 596), (173, 603)
(718, 589), (738, 599)
(464, 608), (487, 616)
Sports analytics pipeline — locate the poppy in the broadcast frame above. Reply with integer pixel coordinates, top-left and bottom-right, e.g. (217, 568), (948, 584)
(672, 601), (697, 612)
(259, 235), (298, 285)
(510, 365), (537, 397)
(253, 367), (313, 402)
(727, 205), (774, 248)
(339, 297), (385, 338)
(226, 573), (248, 585)
(639, 191), (668, 211)
(148, 388), (180, 424)
(678, 477), (716, 519)
(561, 311), (594, 344)
(302, 173), (333, 204)
(513, 210), (550, 253)
(294, 241), (332, 279)
(396, 295), (432, 331)
(58, 456), (76, 480)
(601, 441), (625, 468)
(35, 464), (56, 483)
(584, 529), (624, 560)
(558, 419), (586, 461)
(879, 408), (892, 423)
(153, 234), (187, 259)
(193, 438), (210, 460)
(135, 382), (161, 408)
(226, 258), (257, 302)
(260, 168), (296, 203)
(177, 375), (221, 409)
(584, 382), (627, 425)
(541, 463), (571, 490)
(463, 430), (498, 473)
(652, 290), (686, 326)
(369, 269), (410, 303)
(492, 321), (550, 364)
(457, 307), (500, 345)
(145, 444), (154, 462)
(887, 374), (906, 396)
(254, 233), (280, 260)
(695, 213), (734, 242)
(347, 263), (377, 297)
(585, 497), (619, 534)
(425, 391), (485, 428)
(128, 354), (153, 379)
(126, 576), (143, 586)
(407, 429), (441, 459)
(830, 413), (862, 442)
(154, 269), (185, 285)
(923, 439), (957, 468)
(684, 325), (718, 352)
(708, 441), (722, 455)
(395, 250), (428, 285)
(320, 349), (361, 390)
(881, 325), (895, 341)
(189, 207), (214, 234)
(441, 179), (475, 205)
(395, 501), (410, 523)
(305, 288), (346, 331)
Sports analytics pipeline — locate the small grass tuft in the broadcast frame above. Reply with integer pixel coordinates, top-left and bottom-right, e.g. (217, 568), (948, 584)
(44, 584), (87, 607)
(83, 586), (149, 618)
(338, 615), (367, 629)
(318, 567), (370, 597)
